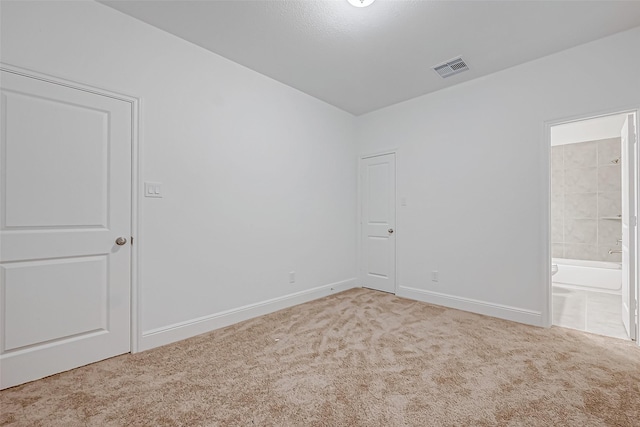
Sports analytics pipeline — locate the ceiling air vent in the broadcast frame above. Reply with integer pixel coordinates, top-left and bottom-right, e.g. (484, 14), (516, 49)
(433, 57), (469, 78)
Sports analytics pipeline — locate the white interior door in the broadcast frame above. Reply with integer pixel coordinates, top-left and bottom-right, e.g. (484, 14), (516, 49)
(361, 153), (396, 293)
(621, 113), (637, 340)
(0, 70), (132, 389)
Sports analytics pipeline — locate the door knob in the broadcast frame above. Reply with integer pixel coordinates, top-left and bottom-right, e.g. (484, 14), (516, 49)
(388, 228), (394, 234)
(115, 237), (127, 246)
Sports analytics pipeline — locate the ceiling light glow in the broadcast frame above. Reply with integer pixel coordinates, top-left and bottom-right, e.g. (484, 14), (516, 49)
(347, 0), (375, 7)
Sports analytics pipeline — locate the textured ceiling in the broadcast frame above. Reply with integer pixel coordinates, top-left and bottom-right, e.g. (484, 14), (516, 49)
(100, 1), (640, 115)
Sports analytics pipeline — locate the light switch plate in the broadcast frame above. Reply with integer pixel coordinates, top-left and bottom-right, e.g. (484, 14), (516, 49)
(144, 182), (163, 198)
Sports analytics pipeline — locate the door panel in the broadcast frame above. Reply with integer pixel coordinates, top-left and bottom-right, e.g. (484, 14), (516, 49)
(367, 163), (390, 222)
(3, 256), (108, 351)
(621, 113), (637, 340)
(0, 70), (132, 389)
(3, 90), (108, 227)
(361, 154), (396, 293)
(367, 237), (389, 277)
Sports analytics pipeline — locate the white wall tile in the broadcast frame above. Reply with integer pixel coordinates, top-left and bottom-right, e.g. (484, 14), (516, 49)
(598, 191), (622, 218)
(551, 145), (564, 172)
(598, 219), (622, 243)
(565, 218), (597, 244)
(552, 243), (564, 258)
(552, 214), (564, 243)
(598, 164), (621, 192)
(565, 192), (597, 219)
(597, 137), (621, 166)
(564, 141), (597, 168)
(564, 243), (599, 260)
(564, 167), (597, 193)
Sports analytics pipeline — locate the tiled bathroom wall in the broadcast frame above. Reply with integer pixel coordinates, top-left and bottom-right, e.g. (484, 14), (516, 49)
(551, 137), (622, 262)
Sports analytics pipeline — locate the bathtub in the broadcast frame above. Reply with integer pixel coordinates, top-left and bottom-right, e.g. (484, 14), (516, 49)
(552, 258), (622, 292)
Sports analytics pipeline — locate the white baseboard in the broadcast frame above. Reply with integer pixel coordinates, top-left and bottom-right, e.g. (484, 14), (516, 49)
(139, 278), (359, 352)
(397, 286), (543, 327)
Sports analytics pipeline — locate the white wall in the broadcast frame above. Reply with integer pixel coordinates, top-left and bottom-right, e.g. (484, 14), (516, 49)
(356, 27), (640, 325)
(0, 0), (357, 350)
(2, 0), (638, 347)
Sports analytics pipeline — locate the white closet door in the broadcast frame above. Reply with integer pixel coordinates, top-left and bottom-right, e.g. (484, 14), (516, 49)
(361, 153), (396, 293)
(0, 70), (132, 389)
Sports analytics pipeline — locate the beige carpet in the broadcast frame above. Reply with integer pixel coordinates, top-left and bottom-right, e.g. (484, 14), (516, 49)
(1, 288), (639, 426)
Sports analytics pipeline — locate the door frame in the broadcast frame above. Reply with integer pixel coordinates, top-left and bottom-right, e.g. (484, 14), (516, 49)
(542, 106), (640, 344)
(358, 149), (398, 294)
(0, 63), (142, 353)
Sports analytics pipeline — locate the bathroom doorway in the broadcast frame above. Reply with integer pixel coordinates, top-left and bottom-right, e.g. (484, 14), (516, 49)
(549, 111), (638, 341)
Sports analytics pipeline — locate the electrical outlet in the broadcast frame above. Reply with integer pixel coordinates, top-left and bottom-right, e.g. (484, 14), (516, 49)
(431, 271), (439, 282)
(289, 271), (295, 284)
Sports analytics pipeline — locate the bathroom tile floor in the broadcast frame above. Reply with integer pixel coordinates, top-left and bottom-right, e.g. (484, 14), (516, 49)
(552, 285), (629, 340)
